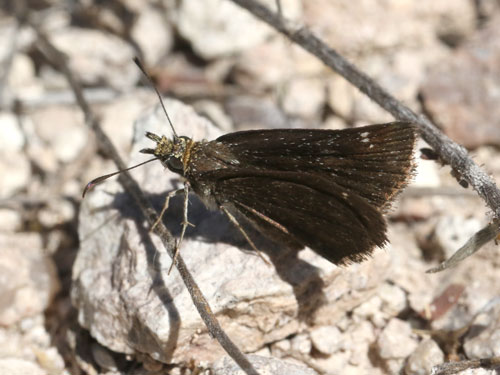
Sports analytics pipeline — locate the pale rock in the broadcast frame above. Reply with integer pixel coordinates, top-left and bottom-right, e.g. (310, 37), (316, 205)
(131, 6), (173, 65)
(236, 37), (324, 89)
(310, 350), (350, 374)
(193, 100), (234, 132)
(35, 347), (66, 375)
(0, 152), (30, 198)
(226, 96), (291, 130)
(433, 216), (483, 259)
(253, 346), (272, 357)
(7, 54), (44, 102)
(353, 295), (385, 327)
(385, 358), (406, 374)
(0, 233), (60, 325)
(212, 354), (317, 375)
(30, 105), (87, 164)
(302, 0), (469, 54)
(38, 200), (75, 228)
(327, 76), (354, 119)
(309, 325), (342, 355)
(411, 144), (442, 188)
(422, 0), (476, 46)
(0, 209), (22, 232)
(290, 333), (312, 355)
(420, 13), (500, 149)
(0, 19), (16, 61)
(464, 303), (500, 358)
(0, 112), (25, 151)
(377, 318), (418, 359)
(346, 320), (376, 366)
(312, 248), (391, 327)
(177, 0), (301, 59)
(379, 283), (407, 317)
(270, 338), (291, 357)
(323, 116), (347, 130)
(0, 358), (47, 375)
(405, 339), (444, 375)
(98, 90), (157, 159)
(282, 77), (325, 119)
(50, 28), (139, 89)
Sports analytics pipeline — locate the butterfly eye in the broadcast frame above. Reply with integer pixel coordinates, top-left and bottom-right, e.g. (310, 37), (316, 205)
(167, 156), (183, 173)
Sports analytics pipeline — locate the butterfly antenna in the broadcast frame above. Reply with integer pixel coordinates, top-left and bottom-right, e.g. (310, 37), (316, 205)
(133, 57), (178, 140)
(82, 157), (158, 198)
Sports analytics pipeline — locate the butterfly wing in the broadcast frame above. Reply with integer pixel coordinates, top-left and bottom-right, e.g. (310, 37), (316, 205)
(215, 122), (416, 210)
(214, 172), (386, 265)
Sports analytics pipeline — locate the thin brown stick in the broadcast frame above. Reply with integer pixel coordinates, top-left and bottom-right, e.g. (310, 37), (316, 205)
(27, 21), (260, 375)
(230, 0), (500, 221)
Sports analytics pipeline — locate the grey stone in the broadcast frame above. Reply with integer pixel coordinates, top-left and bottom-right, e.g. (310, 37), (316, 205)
(0, 358), (47, 375)
(212, 354), (317, 375)
(377, 318), (418, 360)
(405, 339), (444, 375)
(309, 326), (342, 355)
(464, 303), (500, 359)
(421, 14), (500, 149)
(176, 0), (301, 59)
(0, 233), (60, 325)
(50, 28), (139, 89)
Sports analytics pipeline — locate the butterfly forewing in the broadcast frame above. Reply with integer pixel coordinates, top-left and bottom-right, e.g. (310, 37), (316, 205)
(214, 122), (416, 210)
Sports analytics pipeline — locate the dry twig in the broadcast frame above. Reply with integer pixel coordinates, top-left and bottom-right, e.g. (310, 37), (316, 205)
(26, 18), (260, 375)
(230, 0), (500, 271)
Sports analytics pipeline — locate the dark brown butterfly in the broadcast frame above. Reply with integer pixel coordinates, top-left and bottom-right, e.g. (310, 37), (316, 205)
(84, 121), (416, 266)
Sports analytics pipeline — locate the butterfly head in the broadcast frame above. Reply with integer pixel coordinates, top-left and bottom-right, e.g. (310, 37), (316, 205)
(140, 132), (191, 175)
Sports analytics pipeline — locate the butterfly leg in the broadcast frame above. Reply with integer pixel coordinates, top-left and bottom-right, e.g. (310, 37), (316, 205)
(150, 187), (185, 232)
(168, 182), (195, 274)
(220, 205), (270, 265)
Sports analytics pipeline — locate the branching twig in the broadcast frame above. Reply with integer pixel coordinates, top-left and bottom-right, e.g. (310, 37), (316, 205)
(27, 20), (260, 375)
(230, 0), (500, 221)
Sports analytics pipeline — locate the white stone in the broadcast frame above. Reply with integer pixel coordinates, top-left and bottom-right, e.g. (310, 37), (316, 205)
(0, 112), (25, 151)
(405, 339), (444, 375)
(0, 152), (30, 198)
(379, 283), (407, 316)
(0, 358), (47, 375)
(50, 28), (139, 89)
(0, 233), (59, 326)
(212, 354), (318, 375)
(177, 0), (301, 58)
(433, 215), (483, 259)
(0, 209), (22, 232)
(377, 318), (418, 359)
(30, 106), (87, 164)
(131, 7), (173, 65)
(282, 77), (325, 118)
(310, 326), (342, 355)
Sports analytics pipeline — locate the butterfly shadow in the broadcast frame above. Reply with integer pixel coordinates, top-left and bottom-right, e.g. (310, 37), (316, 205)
(139, 188), (328, 323)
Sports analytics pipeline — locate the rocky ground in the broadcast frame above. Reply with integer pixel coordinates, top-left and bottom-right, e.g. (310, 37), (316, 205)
(1, 1), (500, 374)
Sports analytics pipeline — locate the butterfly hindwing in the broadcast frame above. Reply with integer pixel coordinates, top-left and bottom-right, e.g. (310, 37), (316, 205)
(214, 173), (387, 265)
